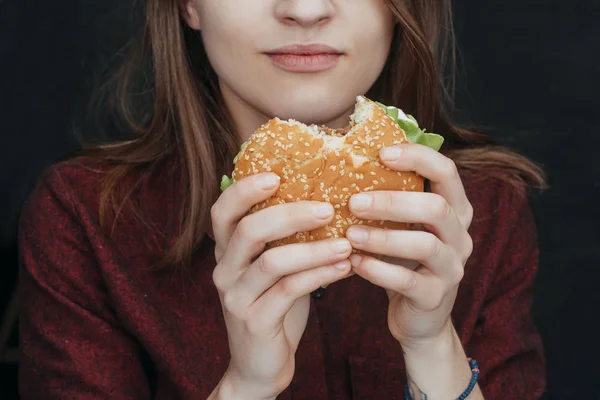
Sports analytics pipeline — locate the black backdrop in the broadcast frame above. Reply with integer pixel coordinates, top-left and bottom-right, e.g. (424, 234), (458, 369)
(1, 0), (599, 398)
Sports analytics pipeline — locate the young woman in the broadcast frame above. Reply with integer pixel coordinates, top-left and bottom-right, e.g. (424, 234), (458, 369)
(18, 0), (547, 399)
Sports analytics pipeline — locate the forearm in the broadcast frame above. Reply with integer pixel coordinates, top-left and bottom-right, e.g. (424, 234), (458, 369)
(401, 323), (484, 400)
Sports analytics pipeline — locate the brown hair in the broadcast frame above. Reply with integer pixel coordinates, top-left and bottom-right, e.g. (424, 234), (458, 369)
(79, 0), (546, 269)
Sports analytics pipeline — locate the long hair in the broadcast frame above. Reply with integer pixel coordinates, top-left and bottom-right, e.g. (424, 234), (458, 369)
(79, 0), (546, 269)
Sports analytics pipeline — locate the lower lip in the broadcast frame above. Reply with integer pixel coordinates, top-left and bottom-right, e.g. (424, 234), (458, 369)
(267, 53), (342, 72)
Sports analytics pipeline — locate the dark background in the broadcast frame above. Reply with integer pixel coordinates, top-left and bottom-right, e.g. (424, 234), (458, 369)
(1, 0), (599, 398)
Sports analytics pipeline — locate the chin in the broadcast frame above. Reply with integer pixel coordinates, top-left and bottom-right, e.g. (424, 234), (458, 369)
(262, 86), (360, 127)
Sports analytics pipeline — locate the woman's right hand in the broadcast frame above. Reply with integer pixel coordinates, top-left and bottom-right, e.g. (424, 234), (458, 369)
(210, 172), (353, 400)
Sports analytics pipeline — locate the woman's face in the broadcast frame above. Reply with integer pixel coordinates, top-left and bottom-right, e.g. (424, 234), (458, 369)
(183, 0), (396, 137)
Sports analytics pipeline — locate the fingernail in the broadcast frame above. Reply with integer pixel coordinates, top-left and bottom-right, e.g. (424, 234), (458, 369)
(350, 194), (372, 211)
(313, 203), (334, 219)
(334, 260), (351, 270)
(257, 174), (280, 189)
(332, 239), (351, 253)
(380, 146), (402, 161)
(346, 227), (368, 244)
(349, 254), (362, 268)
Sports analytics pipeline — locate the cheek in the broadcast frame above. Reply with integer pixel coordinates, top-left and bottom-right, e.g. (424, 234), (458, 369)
(200, 20), (255, 81)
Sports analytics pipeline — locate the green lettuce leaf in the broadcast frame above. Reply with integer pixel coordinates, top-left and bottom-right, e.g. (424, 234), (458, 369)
(220, 175), (234, 192)
(220, 141), (250, 192)
(374, 101), (444, 152)
(233, 140), (249, 164)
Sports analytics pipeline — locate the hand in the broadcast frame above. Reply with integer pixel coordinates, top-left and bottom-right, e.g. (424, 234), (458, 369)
(345, 144), (474, 349)
(210, 172), (353, 399)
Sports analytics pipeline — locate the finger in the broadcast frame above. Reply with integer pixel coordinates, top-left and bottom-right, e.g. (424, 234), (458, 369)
(249, 260), (352, 332)
(211, 173), (281, 254)
(231, 238), (353, 307)
(349, 191), (470, 252)
(219, 201), (336, 276)
(379, 144), (473, 228)
(346, 226), (465, 280)
(349, 254), (444, 310)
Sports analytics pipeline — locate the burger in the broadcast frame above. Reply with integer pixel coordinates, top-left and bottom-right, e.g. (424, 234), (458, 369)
(220, 96), (444, 260)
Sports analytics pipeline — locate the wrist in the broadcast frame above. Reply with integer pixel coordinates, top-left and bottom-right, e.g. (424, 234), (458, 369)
(401, 323), (474, 399)
(400, 320), (455, 357)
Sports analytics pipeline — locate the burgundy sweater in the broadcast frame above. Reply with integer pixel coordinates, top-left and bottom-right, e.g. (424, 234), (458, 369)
(18, 157), (546, 399)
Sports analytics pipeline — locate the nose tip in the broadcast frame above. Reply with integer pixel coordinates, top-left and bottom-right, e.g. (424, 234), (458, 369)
(275, 0), (335, 27)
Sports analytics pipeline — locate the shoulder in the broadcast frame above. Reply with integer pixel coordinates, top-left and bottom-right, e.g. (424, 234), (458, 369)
(22, 156), (107, 218)
(21, 155), (180, 238)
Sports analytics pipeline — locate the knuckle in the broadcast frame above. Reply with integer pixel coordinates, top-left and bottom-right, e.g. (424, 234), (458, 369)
(374, 229), (389, 250)
(463, 202), (474, 226)
(432, 291), (445, 308)
(212, 268), (225, 291)
(402, 274), (419, 293)
(443, 159), (459, 180)
(425, 234), (442, 260)
(454, 264), (465, 283)
(210, 203), (221, 224)
(235, 217), (254, 242)
(385, 192), (397, 212)
(463, 235), (474, 262)
(222, 290), (243, 316)
(276, 276), (298, 299)
(257, 251), (277, 276)
(431, 195), (452, 219)
(447, 253), (465, 284)
(375, 192), (396, 215)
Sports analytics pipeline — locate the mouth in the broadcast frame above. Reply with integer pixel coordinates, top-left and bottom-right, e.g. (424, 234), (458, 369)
(264, 44), (344, 73)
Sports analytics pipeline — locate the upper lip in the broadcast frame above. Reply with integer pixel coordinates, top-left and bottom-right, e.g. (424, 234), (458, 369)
(265, 44), (343, 55)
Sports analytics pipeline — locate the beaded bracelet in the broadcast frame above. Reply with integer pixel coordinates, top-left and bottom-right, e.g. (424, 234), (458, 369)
(403, 358), (480, 400)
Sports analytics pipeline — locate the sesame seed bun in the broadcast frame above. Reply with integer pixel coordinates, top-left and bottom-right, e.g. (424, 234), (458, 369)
(232, 96), (424, 257)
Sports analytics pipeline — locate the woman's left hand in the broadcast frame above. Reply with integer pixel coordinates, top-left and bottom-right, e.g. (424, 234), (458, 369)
(345, 144), (474, 349)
